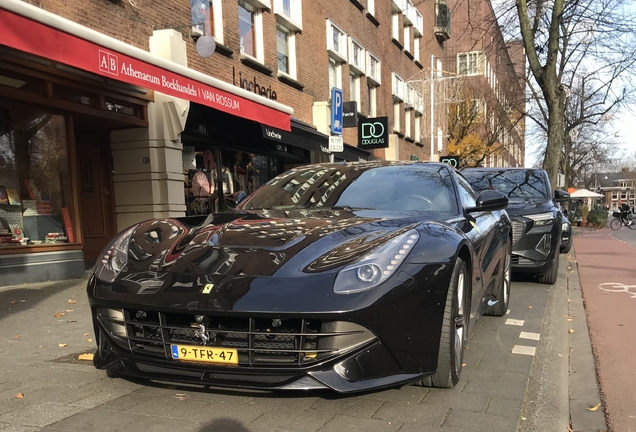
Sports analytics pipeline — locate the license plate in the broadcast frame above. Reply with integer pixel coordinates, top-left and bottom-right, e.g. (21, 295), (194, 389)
(170, 344), (238, 365)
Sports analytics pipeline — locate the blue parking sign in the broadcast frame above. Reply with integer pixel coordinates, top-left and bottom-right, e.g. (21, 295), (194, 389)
(331, 87), (343, 135)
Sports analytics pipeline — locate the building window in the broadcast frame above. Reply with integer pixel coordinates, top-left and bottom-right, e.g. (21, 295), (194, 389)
(367, 53), (381, 85)
(393, 102), (401, 132)
(239, 0), (257, 58)
(349, 73), (360, 107)
(0, 107), (77, 248)
(327, 20), (347, 62)
(414, 114), (421, 142)
(405, 109), (412, 138)
(391, 13), (400, 41)
(274, 0), (302, 31)
(392, 72), (404, 100)
(367, 83), (377, 117)
(349, 38), (366, 75)
(413, 36), (420, 62)
(403, 25), (411, 52)
(276, 24), (297, 78)
(368, 0), (375, 15)
(458, 51), (484, 76)
(329, 57), (342, 90)
(191, 0), (224, 43)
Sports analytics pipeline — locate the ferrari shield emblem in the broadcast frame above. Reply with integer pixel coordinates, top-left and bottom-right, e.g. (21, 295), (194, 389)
(202, 283), (214, 294)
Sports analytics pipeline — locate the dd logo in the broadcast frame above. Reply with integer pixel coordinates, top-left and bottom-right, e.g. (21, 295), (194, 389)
(361, 122), (385, 139)
(440, 156), (460, 168)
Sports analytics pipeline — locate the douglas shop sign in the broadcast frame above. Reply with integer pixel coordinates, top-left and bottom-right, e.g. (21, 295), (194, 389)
(358, 116), (388, 149)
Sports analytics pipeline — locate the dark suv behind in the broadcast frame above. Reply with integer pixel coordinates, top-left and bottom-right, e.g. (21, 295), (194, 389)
(462, 168), (569, 284)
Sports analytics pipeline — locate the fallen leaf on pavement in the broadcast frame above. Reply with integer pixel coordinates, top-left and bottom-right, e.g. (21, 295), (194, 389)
(88, 339), (93, 342)
(15, 335), (20, 339)
(54, 312), (66, 317)
(84, 333), (90, 336)
(558, 354), (562, 357)
(569, 329), (574, 334)
(588, 403), (601, 411)
(15, 393), (24, 399)
(20, 300), (26, 303)
(10, 300), (16, 304)
(78, 353), (94, 361)
(67, 299), (77, 304)
(58, 343), (68, 347)
(528, 306), (532, 309)
(66, 320), (77, 323)
(66, 310), (74, 312)
(462, 363), (466, 367)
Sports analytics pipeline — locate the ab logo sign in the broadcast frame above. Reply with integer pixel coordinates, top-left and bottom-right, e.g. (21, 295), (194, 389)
(358, 116), (389, 149)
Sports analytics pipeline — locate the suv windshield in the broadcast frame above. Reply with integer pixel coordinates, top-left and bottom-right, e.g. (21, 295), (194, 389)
(462, 170), (550, 201)
(239, 163), (458, 215)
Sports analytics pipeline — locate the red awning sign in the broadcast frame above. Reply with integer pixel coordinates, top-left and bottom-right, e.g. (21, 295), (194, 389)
(0, 8), (291, 131)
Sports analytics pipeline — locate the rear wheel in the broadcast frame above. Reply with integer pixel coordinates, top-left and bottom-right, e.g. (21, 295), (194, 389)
(560, 241), (572, 254)
(610, 218), (622, 231)
(485, 241), (511, 316)
(538, 255), (559, 284)
(418, 258), (468, 388)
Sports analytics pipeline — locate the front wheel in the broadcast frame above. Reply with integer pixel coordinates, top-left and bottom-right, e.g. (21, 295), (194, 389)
(538, 255), (559, 284)
(610, 218), (622, 231)
(485, 241), (511, 316)
(417, 257), (469, 388)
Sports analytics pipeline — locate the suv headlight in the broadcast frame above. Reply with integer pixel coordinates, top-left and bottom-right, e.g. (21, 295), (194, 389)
(561, 222), (569, 231)
(95, 225), (137, 283)
(333, 229), (420, 294)
(526, 212), (556, 226)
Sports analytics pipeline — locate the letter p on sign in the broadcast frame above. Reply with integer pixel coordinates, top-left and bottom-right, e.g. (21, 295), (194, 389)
(331, 87), (343, 135)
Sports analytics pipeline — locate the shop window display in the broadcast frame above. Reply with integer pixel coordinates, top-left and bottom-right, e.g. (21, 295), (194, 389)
(0, 106), (76, 248)
(182, 147), (280, 216)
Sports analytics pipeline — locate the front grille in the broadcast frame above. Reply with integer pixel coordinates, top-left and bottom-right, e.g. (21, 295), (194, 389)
(511, 221), (525, 244)
(97, 309), (374, 367)
(511, 255), (534, 265)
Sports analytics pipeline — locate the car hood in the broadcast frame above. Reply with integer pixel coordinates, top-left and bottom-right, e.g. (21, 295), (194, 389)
(124, 209), (427, 278)
(505, 200), (554, 216)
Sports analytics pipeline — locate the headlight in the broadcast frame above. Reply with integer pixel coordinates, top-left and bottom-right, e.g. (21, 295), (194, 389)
(333, 229), (420, 294)
(95, 225), (137, 283)
(561, 222), (569, 231)
(526, 212), (556, 226)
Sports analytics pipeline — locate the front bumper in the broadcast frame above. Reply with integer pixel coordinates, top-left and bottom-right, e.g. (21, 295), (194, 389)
(510, 217), (560, 274)
(87, 262), (454, 393)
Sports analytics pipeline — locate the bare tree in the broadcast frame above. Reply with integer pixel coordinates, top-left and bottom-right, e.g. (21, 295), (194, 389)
(495, 0), (636, 189)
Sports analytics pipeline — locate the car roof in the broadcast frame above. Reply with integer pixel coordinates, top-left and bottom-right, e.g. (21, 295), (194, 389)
(304, 160), (458, 172)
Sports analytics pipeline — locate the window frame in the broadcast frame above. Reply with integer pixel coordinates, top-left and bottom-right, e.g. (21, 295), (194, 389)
(274, 0), (302, 31)
(328, 57), (342, 91)
(393, 101), (401, 133)
(191, 0), (225, 44)
(326, 20), (347, 63)
(348, 37), (366, 75)
(367, 82), (377, 117)
(392, 72), (404, 101)
(276, 23), (297, 78)
(367, 52), (381, 85)
(239, 0), (265, 62)
(457, 51), (484, 76)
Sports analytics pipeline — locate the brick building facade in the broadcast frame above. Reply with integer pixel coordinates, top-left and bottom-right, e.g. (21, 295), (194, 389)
(0, 0), (523, 284)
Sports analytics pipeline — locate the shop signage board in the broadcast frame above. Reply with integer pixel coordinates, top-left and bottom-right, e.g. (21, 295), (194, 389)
(343, 101), (357, 128)
(330, 87), (343, 135)
(0, 9), (291, 131)
(358, 116), (389, 149)
(440, 156), (460, 168)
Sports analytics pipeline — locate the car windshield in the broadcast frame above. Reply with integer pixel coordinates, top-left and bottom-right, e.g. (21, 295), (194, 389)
(462, 170), (550, 201)
(240, 163), (458, 216)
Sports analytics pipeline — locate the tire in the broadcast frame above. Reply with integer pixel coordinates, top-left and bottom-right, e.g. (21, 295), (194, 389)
(417, 257), (468, 388)
(610, 218), (622, 231)
(538, 254), (559, 284)
(485, 241), (511, 316)
(560, 241), (572, 254)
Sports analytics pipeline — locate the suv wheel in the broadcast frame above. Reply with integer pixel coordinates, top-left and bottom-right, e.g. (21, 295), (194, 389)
(538, 255), (559, 284)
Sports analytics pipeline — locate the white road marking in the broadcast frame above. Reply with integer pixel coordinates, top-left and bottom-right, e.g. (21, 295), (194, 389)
(505, 319), (525, 326)
(512, 345), (536, 356)
(506, 309), (511, 315)
(598, 282), (636, 298)
(519, 331), (541, 341)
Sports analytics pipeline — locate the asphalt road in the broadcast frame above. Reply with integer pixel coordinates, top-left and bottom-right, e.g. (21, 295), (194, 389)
(0, 264), (571, 432)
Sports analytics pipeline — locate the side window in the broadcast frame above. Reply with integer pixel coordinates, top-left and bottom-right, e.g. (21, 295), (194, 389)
(455, 174), (477, 209)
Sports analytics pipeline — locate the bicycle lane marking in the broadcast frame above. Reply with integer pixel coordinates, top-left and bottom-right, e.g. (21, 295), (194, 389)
(598, 282), (636, 298)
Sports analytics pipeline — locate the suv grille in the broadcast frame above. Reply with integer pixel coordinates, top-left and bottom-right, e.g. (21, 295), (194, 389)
(97, 309), (374, 367)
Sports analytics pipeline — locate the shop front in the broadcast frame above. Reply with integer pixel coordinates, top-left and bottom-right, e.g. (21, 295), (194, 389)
(180, 104), (370, 216)
(0, 0), (293, 285)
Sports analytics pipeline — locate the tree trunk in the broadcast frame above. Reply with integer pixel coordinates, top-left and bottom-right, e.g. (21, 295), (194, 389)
(543, 102), (564, 191)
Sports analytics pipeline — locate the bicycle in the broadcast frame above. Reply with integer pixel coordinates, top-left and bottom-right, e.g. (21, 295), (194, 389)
(609, 211), (636, 231)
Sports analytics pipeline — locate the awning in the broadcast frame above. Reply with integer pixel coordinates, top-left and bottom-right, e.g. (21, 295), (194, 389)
(0, 0), (292, 131)
(262, 120), (370, 161)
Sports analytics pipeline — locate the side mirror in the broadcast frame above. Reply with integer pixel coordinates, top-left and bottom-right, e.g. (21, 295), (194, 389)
(466, 190), (509, 212)
(554, 189), (570, 202)
(562, 209), (569, 216)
